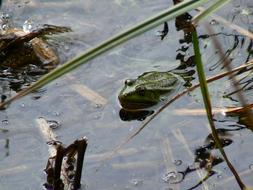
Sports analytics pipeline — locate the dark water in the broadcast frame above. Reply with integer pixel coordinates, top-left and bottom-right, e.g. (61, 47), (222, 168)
(0, 0), (253, 190)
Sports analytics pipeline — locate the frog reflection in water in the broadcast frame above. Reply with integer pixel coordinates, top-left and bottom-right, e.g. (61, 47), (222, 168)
(118, 71), (187, 120)
(0, 14), (71, 69)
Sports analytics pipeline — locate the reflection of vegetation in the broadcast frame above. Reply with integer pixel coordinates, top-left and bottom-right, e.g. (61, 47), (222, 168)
(223, 63), (253, 103)
(157, 22), (169, 40)
(1, 139), (9, 159)
(201, 33), (253, 70)
(177, 129), (233, 190)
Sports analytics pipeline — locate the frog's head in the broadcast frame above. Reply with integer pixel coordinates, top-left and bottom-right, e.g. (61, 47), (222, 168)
(118, 79), (160, 110)
(118, 71), (181, 110)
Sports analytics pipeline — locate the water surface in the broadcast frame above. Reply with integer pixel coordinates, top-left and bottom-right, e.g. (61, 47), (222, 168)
(0, 0), (253, 189)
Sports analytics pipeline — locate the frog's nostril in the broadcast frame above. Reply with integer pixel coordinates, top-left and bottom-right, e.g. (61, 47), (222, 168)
(136, 86), (146, 96)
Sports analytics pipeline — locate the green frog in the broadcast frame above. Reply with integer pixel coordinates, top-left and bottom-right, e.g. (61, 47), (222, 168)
(118, 71), (184, 110)
(0, 14), (71, 69)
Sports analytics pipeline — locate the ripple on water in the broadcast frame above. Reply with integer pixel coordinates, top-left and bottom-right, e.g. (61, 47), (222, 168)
(162, 171), (184, 184)
(173, 159), (182, 166)
(46, 119), (61, 129)
(2, 119), (8, 125)
(130, 179), (143, 187)
(249, 164), (253, 170)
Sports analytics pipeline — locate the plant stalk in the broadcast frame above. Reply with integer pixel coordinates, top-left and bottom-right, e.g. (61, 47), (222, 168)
(192, 26), (246, 190)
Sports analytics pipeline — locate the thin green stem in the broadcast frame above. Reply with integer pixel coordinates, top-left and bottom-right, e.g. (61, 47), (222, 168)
(192, 27), (246, 190)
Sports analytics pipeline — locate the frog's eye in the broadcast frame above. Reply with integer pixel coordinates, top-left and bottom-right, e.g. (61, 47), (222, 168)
(136, 86), (146, 96)
(125, 79), (135, 86)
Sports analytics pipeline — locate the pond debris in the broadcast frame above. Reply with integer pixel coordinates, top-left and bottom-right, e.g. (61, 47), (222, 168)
(0, 138), (9, 158)
(70, 83), (107, 106)
(44, 137), (88, 190)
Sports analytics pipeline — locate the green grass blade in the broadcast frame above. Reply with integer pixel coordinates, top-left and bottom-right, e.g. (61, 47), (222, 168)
(192, 28), (212, 118)
(0, 0), (209, 107)
(192, 27), (246, 190)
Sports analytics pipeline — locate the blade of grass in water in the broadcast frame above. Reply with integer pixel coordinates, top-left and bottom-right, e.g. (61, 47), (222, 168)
(192, 27), (246, 190)
(0, 0), (209, 108)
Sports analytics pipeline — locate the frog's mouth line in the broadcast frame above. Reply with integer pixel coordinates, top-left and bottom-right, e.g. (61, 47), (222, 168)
(118, 98), (157, 110)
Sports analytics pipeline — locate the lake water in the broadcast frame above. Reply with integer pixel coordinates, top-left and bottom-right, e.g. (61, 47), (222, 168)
(0, 0), (253, 189)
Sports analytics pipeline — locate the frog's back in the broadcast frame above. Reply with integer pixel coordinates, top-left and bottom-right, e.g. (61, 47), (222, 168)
(136, 71), (183, 92)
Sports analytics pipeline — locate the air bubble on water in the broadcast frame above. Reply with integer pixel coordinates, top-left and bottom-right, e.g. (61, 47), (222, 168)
(20, 103), (25, 108)
(93, 113), (101, 120)
(210, 19), (219, 25)
(46, 120), (61, 129)
(52, 111), (61, 117)
(173, 159), (182, 166)
(160, 97), (166, 101)
(0, 13), (11, 31)
(241, 8), (251, 16)
(2, 119), (8, 125)
(190, 163), (199, 170)
(94, 103), (103, 109)
(162, 171), (183, 184)
(1, 24), (9, 31)
(2, 69), (11, 75)
(249, 164), (253, 170)
(130, 179), (143, 186)
(23, 19), (34, 33)
(1, 13), (10, 20)
(64, 45), (70, 51)
(217, 174), (222, 179)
